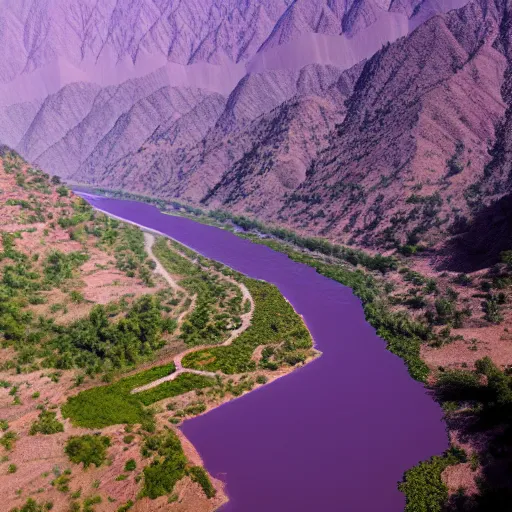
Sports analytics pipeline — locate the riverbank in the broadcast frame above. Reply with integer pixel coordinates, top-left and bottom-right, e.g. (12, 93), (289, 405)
(59, 220), (318, 510)
(75, 187), (512, 511)
(74, 192), (450, 512)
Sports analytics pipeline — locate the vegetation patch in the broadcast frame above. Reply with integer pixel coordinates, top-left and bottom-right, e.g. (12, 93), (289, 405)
(182, 278), (312, 374)
(29, 409), (64, 435)
(153, 238), (244, 346)
(399, 447), (467, 512)
(240, 236), (431, 381)
(141, 430), (187, 499)
(188, 465), (216, 498)
(65, 434), (111, 468)
(9, 498), (54, 512)
(62, 364), (176, 428)
(46, 295), (170, 373)
(137, 373), (214, 406)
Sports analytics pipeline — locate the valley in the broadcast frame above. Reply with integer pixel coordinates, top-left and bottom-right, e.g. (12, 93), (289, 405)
(1, 0), (512, 510)
(82, 186), (512, 511)
(0, 150), (315, 512)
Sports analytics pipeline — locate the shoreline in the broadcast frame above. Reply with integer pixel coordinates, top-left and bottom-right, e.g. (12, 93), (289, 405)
(76, 189), (455, 512)
(79, 193), (322, 509)
(80, 195), (320, 354)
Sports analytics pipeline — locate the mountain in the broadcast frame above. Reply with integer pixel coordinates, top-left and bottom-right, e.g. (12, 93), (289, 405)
(279, 0), (512, 249)
(0, 0), (511, 262)
(0, 0), (471, 240)
(3, 1), (512, 509)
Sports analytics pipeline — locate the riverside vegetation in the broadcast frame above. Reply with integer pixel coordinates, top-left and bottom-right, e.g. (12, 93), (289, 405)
(0, 150), (316, 511)
(87, 186), (512, 512)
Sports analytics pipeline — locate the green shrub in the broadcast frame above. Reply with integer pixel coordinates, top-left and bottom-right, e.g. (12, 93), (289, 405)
(29, 409), (64, 435)
(256, 374), (268, 384)
(124, 459), (136, 471)
(436, 369), (483, 402)
(43, 250), (88, 285)
(141, 431), (187, 499)
(116, 502), (134, 512)
(64, 434), (110, 468)
(188, 466), (216, 498)
(69, 291), (84, 304)
(9, 498), (54, 512)
(51, 473), (71, 492)
(0, 431), (18, 450)
(398, 449), (464, 512)
(483, 296), (503, 324)
(82, 495), (101, 512)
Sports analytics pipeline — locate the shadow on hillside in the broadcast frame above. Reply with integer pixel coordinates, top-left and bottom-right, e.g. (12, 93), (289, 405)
(439, 194), (512, 273)
(442, 414), (512, 512)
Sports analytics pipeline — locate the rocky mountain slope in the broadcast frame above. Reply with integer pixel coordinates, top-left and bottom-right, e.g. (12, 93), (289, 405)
(0, 0), (469, 239)
(279, 0), (511, 249)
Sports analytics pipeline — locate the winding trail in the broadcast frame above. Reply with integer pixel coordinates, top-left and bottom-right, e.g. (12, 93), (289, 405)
(144, 231), (194, 325)
(144, 232), (182, 292)
(132, 234), (255, 394)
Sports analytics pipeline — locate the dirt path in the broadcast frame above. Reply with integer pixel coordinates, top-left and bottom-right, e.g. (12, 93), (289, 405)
(132, 244), (255, 394)
(144, 232), (182, 292)
(145, 231), (197, 328)
(87, 209), (255, 393)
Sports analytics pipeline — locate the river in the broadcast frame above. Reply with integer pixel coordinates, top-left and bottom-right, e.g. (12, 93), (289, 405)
(78, 193), (448, 512)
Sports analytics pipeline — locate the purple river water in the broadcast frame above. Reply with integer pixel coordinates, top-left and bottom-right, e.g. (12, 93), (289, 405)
(79, 194), (448, 512)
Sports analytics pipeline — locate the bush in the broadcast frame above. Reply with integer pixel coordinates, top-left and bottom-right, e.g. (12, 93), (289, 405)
(116, 502), (134, 512)
(69, 290), (84, 304)
(65, 434), (110, 468)
(435, 298), (455, 324)
(43, 250), (88, 285)
(483, 296), (503, 324)
(399, 449), (465, 512)
(9, 498), (54, 512)
(141, 431), (187, 499)
(29, 409), (64, 435)
(124, 459), (136, 471)
(188, 466), (216, 498)
(436, 369), (483, 402)
(0, 430), (18, 450)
